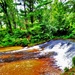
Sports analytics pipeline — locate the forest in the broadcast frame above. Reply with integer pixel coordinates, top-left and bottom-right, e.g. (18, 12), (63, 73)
(0, 0), (75, 47)
(0, 0), (75, 75)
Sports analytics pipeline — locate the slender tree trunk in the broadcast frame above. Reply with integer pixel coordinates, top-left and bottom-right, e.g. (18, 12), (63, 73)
(24, 0), (28, 29)
(11, 11), (16, 29)
(4, 10), (12, 33)
(24, 1), (26, 17)
(0, 22), (2, 28)
(12, 13), (16, 29)
(13, 20), (16, 29)
(29, 1), (34, 24)
(1, 1), (12, 33)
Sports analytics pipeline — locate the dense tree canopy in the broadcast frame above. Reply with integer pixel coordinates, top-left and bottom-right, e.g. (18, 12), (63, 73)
(0, 0), (75, 47)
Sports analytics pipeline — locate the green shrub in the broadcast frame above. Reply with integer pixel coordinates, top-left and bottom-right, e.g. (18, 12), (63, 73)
(15, 38), (22, 46)
(64, 67), (69, 72)
(72, 56), (75, 66)
(13, 29), (28, 38)
(0, 29), (8, 40)
(1, 34), (16, 47)
(22, 38), (29, 46)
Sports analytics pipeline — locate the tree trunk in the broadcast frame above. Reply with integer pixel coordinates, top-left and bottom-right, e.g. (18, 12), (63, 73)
(24, 0), (28, 29)
(13, 21), (16, 29)
(1, 1), (12, 33)
(0, 22), (2, 28)
(29, 0), (34, 24)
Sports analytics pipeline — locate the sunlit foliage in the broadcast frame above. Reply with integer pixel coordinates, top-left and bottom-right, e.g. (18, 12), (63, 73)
(0, 0), (75, 47)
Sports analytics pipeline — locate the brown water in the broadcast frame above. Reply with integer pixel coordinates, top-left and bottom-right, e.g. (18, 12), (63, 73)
(0, 46), (62, 75)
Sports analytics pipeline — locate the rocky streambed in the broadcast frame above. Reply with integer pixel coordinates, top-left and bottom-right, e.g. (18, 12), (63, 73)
(0, 46), (62, 75)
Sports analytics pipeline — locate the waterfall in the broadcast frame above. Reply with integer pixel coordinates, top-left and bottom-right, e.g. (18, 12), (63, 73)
(39, 40), (75, 70)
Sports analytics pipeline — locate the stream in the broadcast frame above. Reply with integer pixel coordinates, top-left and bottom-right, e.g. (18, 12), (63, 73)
(0, 39), (75, 75)
(39, 39), (75, 70)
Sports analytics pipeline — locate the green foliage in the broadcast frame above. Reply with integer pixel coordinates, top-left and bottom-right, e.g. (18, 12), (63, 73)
(72, 56), (75, 66)
(22, 38), (29, 46)
(13, 29), (28, 38)
(1, 34), (15, 46)
(0, 29), (29, 47)
(62, 56), (75, 75)
(64, 67), (69, 72)
(1, 0), (75, 47)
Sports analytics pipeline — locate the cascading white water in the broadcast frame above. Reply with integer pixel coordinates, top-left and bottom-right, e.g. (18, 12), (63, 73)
(1, 39), (75, 71)
(39, 40), (75, 70)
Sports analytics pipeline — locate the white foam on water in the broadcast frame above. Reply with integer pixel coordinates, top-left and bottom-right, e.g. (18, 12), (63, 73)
(54, 44), (72, 70)
(9, 45), (41, 53)
(39, 43), (73, 70)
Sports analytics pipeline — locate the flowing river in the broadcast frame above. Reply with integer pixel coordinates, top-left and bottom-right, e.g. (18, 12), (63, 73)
(0, 39), (75, 75)
(39, 39), (75, 70)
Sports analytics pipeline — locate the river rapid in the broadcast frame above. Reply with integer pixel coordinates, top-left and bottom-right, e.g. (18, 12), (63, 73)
(0, 39), (75, 75)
